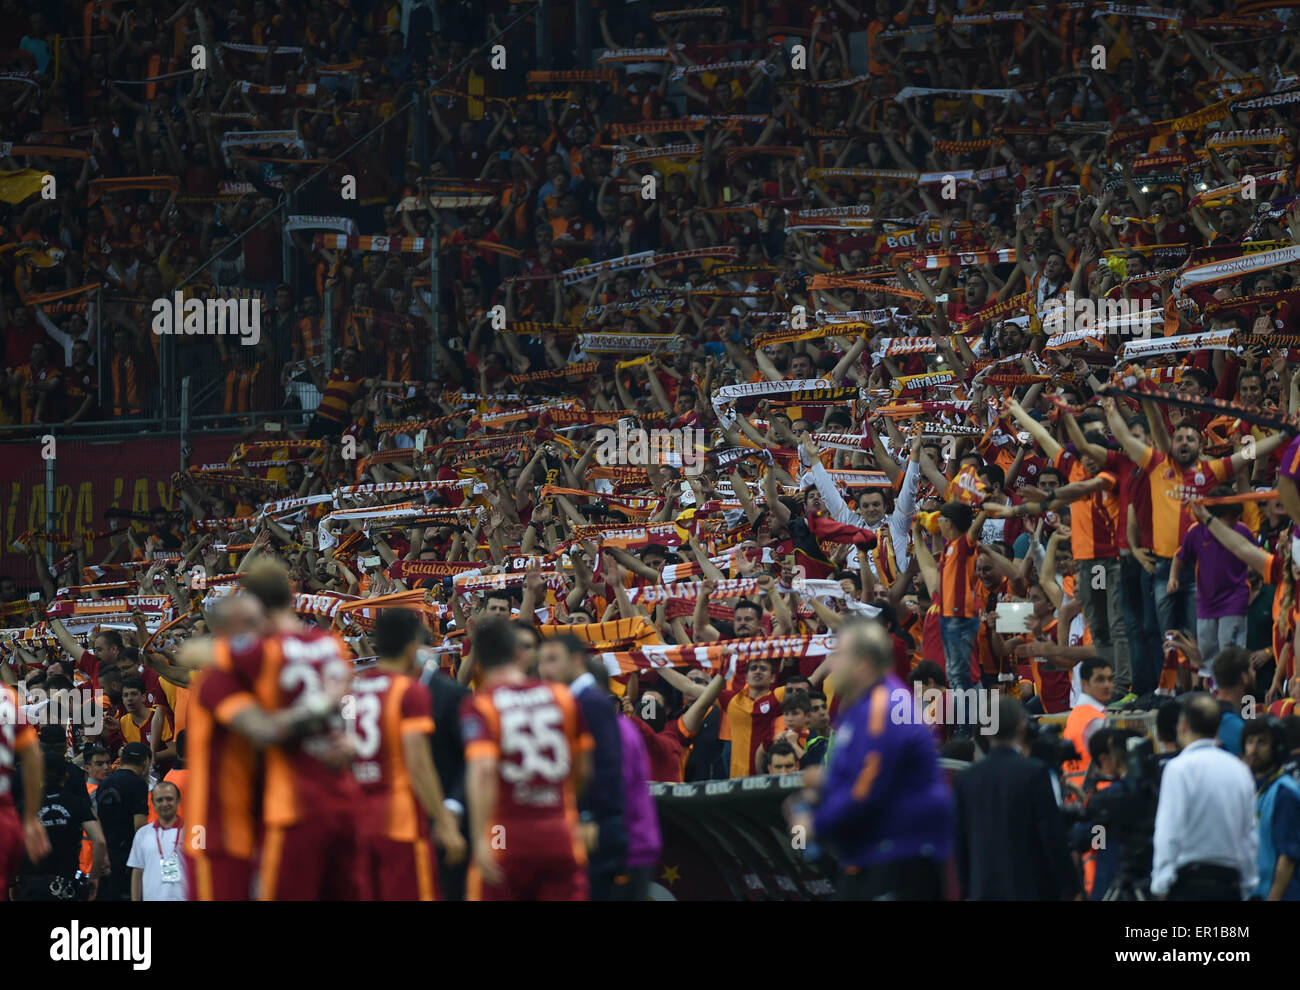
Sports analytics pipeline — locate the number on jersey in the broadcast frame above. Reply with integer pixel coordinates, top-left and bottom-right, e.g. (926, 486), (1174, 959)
(348, 692), (383, 761)
(499, 705), (569, 783)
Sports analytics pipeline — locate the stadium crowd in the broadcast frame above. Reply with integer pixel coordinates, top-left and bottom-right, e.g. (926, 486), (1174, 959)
(4, 0), (1300, 902)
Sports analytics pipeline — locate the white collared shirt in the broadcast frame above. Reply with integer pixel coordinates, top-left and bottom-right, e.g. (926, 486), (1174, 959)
(799, 453), (920, 574)
(1150, 738), (1259, 898)
(1079, 693), (1107, 713)
(1075, 693), (1107, 753)
(569, 672), (596, 698)
(126, 821), (189, 902)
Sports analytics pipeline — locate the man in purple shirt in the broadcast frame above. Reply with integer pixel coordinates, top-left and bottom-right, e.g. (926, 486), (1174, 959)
(585, 658), (661, 900)
(1169, 492), (1251, 681)
(1278, 432), (1300, 526)
(793, 619), (954, 900)
(616, 713), (662, 901)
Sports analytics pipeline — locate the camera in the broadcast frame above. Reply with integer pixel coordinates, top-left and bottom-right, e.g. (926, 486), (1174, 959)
(1079, 737), (1163, 900)
(1024, 719), (1079, 777)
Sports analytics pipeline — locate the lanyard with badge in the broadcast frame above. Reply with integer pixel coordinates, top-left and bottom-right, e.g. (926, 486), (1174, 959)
(155, 820), (182, 883)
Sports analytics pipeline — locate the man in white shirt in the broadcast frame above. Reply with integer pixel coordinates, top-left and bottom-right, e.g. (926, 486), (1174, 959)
(1150, 694), (1259, 900)
(127, 781), (188, 901)
(797, 431), (921, 576)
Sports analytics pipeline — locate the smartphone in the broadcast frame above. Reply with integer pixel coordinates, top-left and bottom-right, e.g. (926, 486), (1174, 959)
(360, 555), (381, 569)
(303, 532), (314, 550)
(783, 554), (796, 570)
(265, 421), (282, 433)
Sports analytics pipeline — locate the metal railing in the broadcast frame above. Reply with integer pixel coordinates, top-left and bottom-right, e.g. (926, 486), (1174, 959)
(0, 408), (310, 445)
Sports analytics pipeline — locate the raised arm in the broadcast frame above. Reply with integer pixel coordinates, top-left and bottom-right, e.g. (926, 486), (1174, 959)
(1061, 411), (1109, 466)
(1229, 430), (1289, 475)
(679, 671), (725, 736)
(1101, 397), (1150, 464)
(1189, 501), (1271, 576)
(909, 519), (941, 596)
(1005, 398), (1062, 461)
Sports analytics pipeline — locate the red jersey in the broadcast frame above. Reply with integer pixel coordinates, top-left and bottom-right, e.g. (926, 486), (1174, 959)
(1022, 620), (1072, 714)
(223, 628), (362, 826)
(350, 668), (436, 842)
(940, 533), (980, 618)
(1104, 449), (1144, 552)
(1055, 450), (1120, 560)
(459, 679), (592, 862)
(974, 578), (1012, 682)
(132, 663), (170, 713)
(921, 603), (944, 666)
(76, 649), (101, 691)
(633, 715), (696, 783)
(183, 638), (262, 861)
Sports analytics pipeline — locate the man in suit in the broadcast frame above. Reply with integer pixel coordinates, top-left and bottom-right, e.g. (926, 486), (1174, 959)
(953, 697), (1082, 900)
(418, 646), (470, 901)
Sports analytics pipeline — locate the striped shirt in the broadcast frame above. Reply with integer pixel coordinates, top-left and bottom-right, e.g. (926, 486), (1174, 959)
(315, 370), (364, 425)
(385, 347), (413, 383)
(110, 354), (143, 415)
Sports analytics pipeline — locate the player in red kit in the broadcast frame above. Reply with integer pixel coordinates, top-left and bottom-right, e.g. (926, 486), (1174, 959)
(351, 609), (466, 900)
(460, 618), (593, 901)
(180, 562), (362, 900)
(181, 592), (301, 901)
(0, 684), (51, 898)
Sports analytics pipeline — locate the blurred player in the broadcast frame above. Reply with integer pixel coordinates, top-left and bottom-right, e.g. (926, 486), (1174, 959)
(0, 682), (50, 898)
(460, 618), (593, 901)
(182, 591), (316, 900)
(350, 609), (466, 900)
(181, 564), (360, 900)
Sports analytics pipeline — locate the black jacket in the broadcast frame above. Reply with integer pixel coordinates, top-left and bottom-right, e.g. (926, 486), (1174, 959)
(418, 668), (470, 815)
(953, 747), (1081, 900)
(572, 677), (627, 870)
(572, 679), (625, 824)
